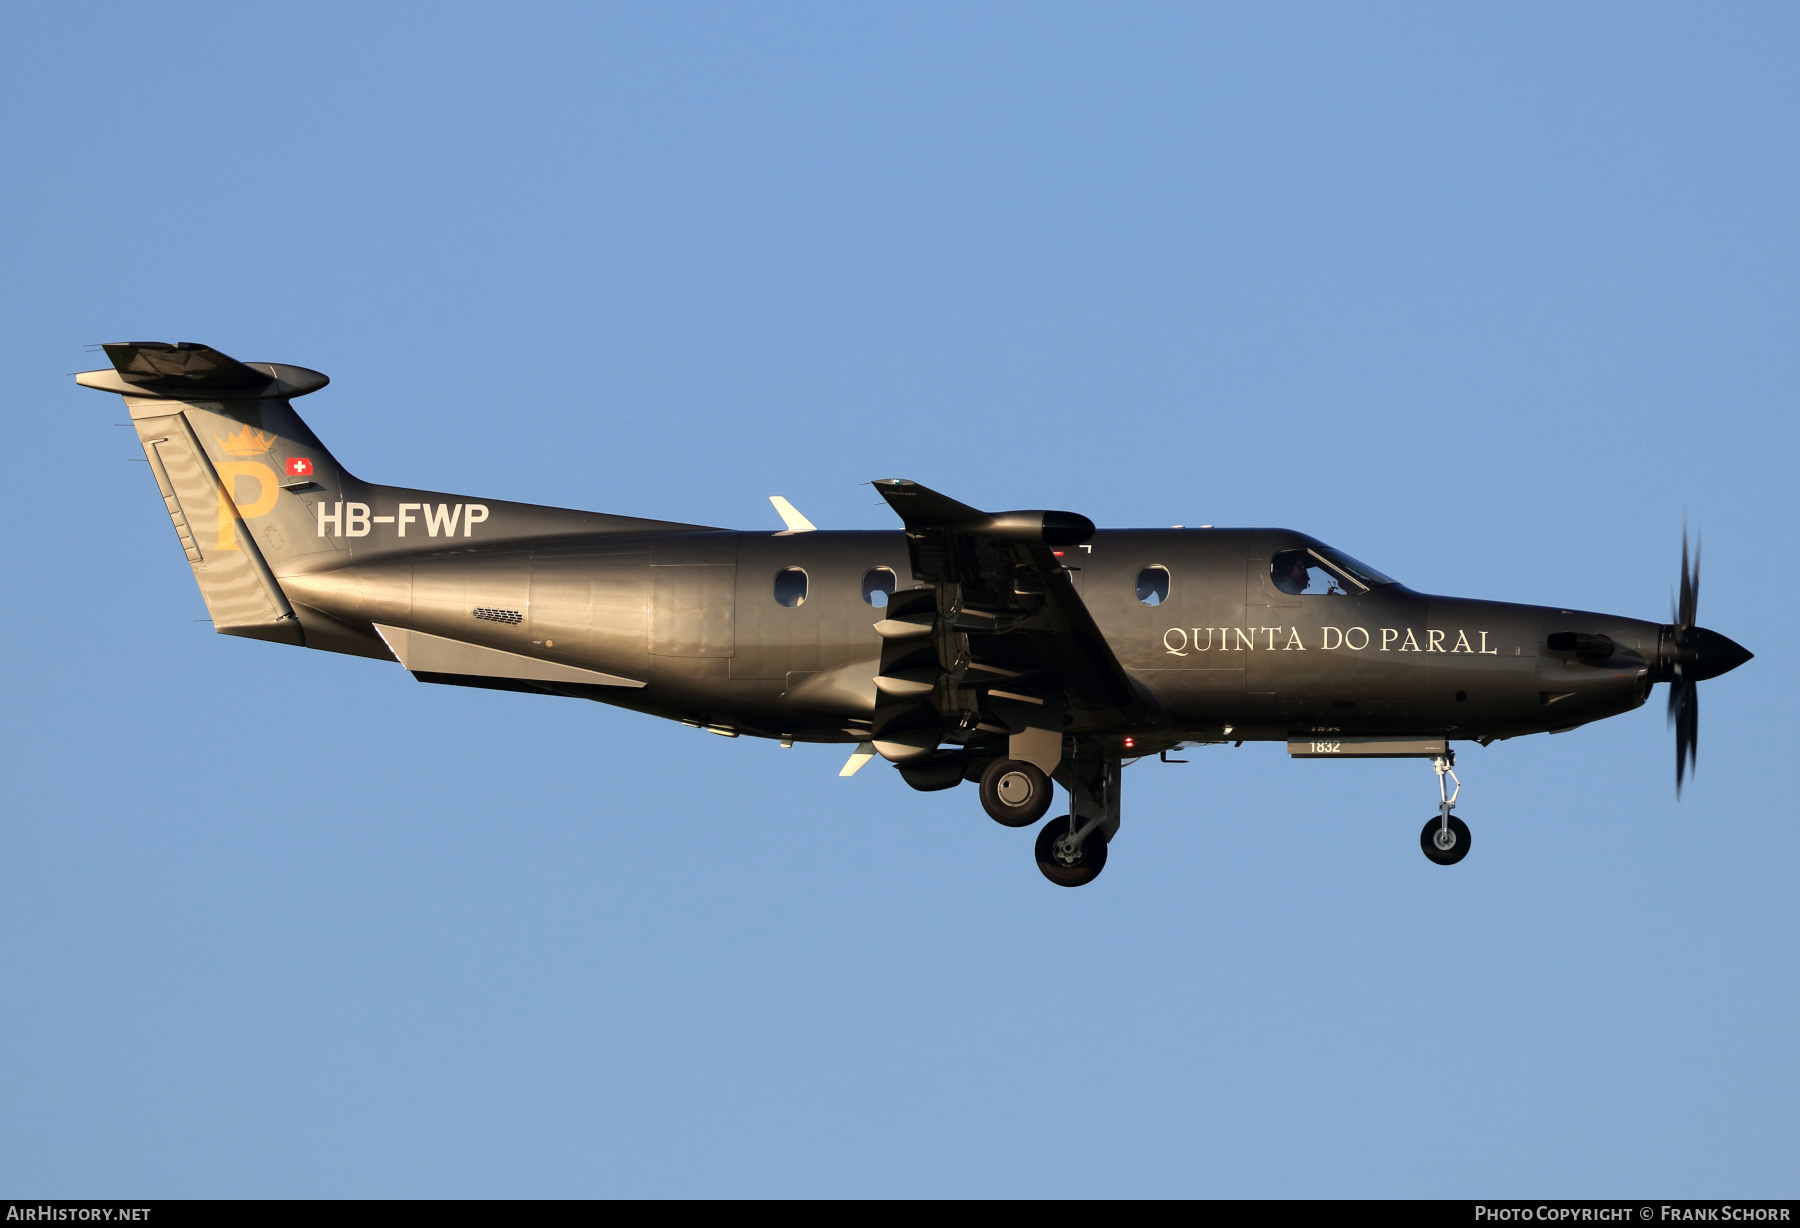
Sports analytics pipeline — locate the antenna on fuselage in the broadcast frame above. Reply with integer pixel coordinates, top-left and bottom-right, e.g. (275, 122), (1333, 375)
(769, 496), (817, 535)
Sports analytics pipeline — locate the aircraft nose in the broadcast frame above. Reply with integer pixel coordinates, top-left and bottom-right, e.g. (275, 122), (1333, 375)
(1685, 627), (1753, 681)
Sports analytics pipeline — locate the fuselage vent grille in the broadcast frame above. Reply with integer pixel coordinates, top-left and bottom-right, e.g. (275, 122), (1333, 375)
(472, 607), (523, 626)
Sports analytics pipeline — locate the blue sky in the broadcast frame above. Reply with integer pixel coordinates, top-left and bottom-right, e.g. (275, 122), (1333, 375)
(1, 2), (1793, 1196)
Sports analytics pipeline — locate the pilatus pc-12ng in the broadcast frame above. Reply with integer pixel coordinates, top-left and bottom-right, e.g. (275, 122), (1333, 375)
(84, 342), (1752, 886)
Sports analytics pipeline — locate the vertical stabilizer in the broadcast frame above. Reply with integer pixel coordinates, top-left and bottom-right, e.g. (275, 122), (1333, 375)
(83, 342), (345, 647)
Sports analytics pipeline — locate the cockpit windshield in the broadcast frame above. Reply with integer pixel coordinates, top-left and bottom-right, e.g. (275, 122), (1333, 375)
(1315, 546), (1396, 589)
(1270, 546), (1399, 596)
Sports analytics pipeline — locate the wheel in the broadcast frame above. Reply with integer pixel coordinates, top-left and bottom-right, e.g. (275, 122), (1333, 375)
(979, 757), (1053, 828)
(1034, 814), (1108, 887)
(1420, 814), (1472, 865)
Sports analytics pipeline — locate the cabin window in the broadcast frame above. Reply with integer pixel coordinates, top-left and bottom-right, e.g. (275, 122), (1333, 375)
(1135, 566), (1170, 606)
(1271, 549), (1359, 596)
(862, 566), (897, 607)
(773, 567), (808, 608)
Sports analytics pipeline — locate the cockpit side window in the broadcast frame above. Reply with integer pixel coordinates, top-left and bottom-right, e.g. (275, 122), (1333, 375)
(1271, 548), (1361, 596)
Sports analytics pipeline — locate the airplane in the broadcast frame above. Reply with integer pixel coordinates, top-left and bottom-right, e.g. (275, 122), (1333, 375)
(82, 341), (1753, 887)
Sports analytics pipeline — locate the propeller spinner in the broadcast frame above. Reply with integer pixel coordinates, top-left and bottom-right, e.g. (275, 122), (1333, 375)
(1659, 524), (1752, 795)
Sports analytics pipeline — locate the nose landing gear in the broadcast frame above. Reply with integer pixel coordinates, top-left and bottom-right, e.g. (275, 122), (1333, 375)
(1419, 753), (1471, 865)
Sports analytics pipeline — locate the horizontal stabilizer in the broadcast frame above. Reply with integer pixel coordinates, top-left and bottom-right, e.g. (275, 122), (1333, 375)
(374, 625), (645, 688)
(77, 342), (329, 399)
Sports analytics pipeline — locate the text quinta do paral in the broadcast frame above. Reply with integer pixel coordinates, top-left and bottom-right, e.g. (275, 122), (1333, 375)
(315, 501), (489, 538)
(1162, 626), (1501, 655)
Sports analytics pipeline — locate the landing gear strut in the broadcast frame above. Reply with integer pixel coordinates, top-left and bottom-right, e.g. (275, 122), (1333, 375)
(1035, 814), (1108, 887)
(1419, 753), (1471, 866)
(1034, 747), (1120, 887)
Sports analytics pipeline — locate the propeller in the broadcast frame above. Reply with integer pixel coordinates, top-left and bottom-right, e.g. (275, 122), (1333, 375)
(1659, 520), (1751, 796)
(1668, 524), (1700, 794)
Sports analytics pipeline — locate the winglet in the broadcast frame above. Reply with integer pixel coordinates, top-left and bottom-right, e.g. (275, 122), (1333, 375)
(769, 496), (817, 534)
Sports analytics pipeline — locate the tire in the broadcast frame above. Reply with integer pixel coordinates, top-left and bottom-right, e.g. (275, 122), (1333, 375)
(1034, 814), (1108, 887)
(1420, 814), (1472, 865)
(979, 758), (1053, 828)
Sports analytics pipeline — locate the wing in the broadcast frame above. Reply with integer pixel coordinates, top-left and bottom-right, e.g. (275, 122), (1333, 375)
(869, 479), (1152, 765)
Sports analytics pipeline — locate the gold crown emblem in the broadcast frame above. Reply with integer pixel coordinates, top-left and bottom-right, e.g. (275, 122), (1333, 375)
(216, 425), (275, 457)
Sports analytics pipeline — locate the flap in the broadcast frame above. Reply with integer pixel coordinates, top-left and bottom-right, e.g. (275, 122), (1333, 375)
(872, 477), (1148, 733)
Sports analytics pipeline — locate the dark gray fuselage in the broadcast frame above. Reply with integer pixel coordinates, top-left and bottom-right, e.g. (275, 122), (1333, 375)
(283, 526), (1657, 749)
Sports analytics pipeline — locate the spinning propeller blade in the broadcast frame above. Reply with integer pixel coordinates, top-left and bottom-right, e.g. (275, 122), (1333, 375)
(1660, 520), (1747, 797)
(1668, 662), (1697, 795)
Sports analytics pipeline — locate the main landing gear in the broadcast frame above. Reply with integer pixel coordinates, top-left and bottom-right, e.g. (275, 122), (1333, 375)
(1023, 748), (1120, 888)
(979, 758), (1053, 828)
(973, 743), (1121, 887)
(1035, 813), (1109, 887)
(977, 751), (1116, 886)
(1420, 753), (1471, 866)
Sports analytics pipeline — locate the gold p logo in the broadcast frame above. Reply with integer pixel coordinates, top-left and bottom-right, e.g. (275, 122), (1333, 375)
(214, 461), (279, 550)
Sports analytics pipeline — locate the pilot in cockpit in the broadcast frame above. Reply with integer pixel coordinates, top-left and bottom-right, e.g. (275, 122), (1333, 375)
(1273, 550), (1312, 595)
(1272, 548), (1350, 597)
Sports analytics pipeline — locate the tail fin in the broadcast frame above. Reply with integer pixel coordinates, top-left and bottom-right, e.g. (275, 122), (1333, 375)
(83, 341), (716, 659)
(82, 342), (361, 650)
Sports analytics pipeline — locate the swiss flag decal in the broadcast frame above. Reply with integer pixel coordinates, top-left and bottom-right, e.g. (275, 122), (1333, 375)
(286, 458), (314, 476)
